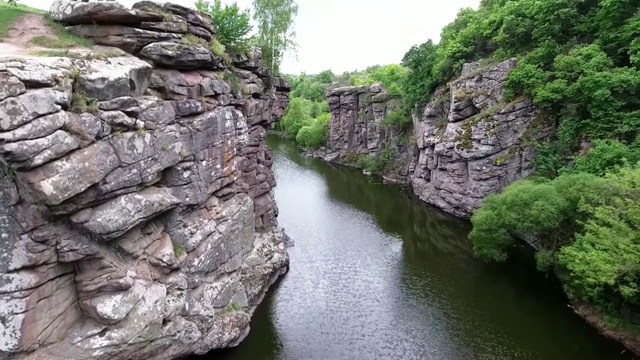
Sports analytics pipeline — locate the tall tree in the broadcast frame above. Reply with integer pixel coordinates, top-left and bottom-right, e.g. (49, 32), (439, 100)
(252, 0), (298, 74)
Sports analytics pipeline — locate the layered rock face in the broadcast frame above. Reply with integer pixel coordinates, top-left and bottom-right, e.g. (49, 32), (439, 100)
(321, 84), (411, 182)
(321, 59), (548, 217)
(411, 59), (549, 217)
(0, 2), (290, 359)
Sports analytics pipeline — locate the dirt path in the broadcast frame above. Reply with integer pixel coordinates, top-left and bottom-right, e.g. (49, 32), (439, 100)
(0, 13), (54, 56)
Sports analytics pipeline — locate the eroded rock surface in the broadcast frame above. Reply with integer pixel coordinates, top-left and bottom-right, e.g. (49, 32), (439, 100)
(316, 83), (411, 182)
(411, 59), (551, 217)
(0, 1), (290, 359)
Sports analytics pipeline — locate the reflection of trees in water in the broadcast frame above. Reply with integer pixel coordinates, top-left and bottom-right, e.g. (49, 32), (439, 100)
(267, 136), (474, 262)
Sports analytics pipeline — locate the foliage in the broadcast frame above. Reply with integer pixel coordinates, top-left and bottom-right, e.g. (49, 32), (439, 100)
(557, 167), (640, 313)
(355, 147), (396, 174)
(348, 64), (408, 98)
(570, 139), (640, 176)
(470, 172), (614, 261)
(280, 72), (332, 148)
(195, 0), (252, 55)
(296, 113), (330, 149)
(382, 108), (411, 130)
(400, 0), (640, 156)
(70, 91), (99, 115)
(42, 14), (93, 48)
(252, 0), (298, 74)
(470, 166), (640, 323)
(280, 97), (310, 138)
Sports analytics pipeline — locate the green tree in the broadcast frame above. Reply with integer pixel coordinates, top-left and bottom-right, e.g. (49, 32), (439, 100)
(557, 167), (640, 312)
(280, 97), (310, 138)
(195, 0), (252, 54)
(252, 0), (298, 74)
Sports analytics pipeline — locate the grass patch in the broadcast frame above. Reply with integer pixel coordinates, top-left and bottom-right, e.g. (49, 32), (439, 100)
(35, 49), (77, 58)
(173, 242), (186, 257)
(41, 14), (93, 48)
(70, 91), (99, 115)
(0, 0), (44, 41)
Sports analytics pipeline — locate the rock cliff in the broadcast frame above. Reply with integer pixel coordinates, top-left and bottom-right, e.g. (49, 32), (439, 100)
(0, 1), (290, 359)
(317, 84), (411, 182)
(321, 59), (550, 217)
(411, 59), (550, 217)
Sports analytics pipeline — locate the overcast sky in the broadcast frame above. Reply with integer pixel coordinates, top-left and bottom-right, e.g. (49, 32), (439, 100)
(25, 0), (481, 74)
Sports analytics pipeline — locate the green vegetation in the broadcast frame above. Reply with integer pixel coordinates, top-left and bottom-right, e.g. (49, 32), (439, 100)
(279, 73), (332, 149)
(41, 14), (93, 48)
(0, 2), (91, 48)
(196, 0), (252, 55)
(0, 0), (44, 40)
(173, 242), (186, 258)
(389, 0), (640, 335)
(252, 0), (298, 74)
(355, 147), (396, 174)
(70, 91), (99, 115)
(401, 0), (639, 158)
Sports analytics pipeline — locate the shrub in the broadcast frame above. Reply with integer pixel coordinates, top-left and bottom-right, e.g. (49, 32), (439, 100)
(195, 0), (252, 55)
(296, 113), (330, 149)
(571, 139), (640, 176)
(557, 167), (640, 312)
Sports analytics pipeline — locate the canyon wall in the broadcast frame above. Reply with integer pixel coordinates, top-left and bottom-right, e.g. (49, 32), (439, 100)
(317, 84), (411, 182)
(0, 1), (289, 359)
(323, 59), (550, 217)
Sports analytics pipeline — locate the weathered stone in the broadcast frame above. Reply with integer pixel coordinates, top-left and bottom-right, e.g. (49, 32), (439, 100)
(201, 76), (231, 96)
(411, 58), (549, 217)
(0, 130), (81, 169)
(0, 17), (291, 359)
(65, 112), (112, 143)
(0, 88), (66, 131)
(66, 25), (183, 54)
(162, 3), (213, 33)
(77, 57), (153, 101)
(24, 141), (121, 205)
(0, 111), (68, 143)
(187, 24), (213, 40)
(98, 110), (143, 130)
(173, 99), (206, 117)
(73, 187), (180, 240)
(321, 83), (410, 182)
(139, 19), (188, 33)
(0, 73), (26, 101)
(50, 0), (163, 25)
(139, 41), (221, 70)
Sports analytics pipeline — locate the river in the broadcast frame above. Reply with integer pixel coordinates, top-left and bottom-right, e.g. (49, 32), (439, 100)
(203, 136), (633, 360)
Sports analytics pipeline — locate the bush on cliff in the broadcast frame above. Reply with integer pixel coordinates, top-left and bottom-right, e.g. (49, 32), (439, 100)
(196, 0), (252, 55)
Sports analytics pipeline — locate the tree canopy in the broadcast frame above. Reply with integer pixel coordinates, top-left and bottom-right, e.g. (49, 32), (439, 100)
(252, 0), (298, 74)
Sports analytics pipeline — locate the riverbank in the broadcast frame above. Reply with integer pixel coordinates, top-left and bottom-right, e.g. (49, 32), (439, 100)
(201, 136), (634, 360)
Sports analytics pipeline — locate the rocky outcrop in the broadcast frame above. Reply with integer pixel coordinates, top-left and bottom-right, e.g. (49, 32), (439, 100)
(319, 59), (549, 216)
(411, 59), (550, 217)
(0, 1), (290, 359)
(317, 83), (411, 182)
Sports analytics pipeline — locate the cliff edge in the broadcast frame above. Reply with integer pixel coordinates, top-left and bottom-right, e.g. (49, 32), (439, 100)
(0, 1), (290, 359)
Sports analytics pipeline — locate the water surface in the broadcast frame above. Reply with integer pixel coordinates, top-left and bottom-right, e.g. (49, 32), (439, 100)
(204, 136), (632, 360)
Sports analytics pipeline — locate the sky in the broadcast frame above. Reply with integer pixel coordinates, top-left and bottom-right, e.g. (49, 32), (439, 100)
(26, 0), (481, 74)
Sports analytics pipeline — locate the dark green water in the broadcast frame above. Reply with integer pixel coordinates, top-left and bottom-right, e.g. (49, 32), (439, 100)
(203, 136), (634, 360)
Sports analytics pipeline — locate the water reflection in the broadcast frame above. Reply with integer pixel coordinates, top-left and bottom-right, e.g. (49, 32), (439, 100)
(200, 136), (632, 360)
